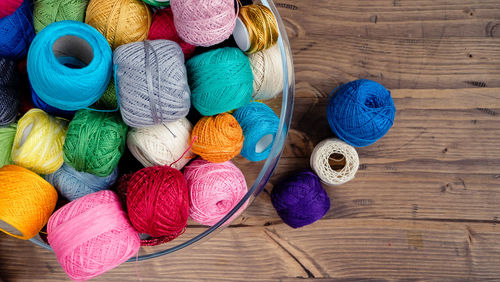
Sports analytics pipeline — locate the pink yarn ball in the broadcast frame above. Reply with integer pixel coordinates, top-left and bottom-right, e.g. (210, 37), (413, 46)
(171, 0), (237, 47)
(0, 0), (23, 18)
(47, 190), (140, 281)
(184, 159), (248, 226)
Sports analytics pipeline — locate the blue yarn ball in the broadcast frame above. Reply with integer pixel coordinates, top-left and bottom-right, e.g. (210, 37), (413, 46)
(233, 102), (279, 162)
(45, 163), (119, 201)
(31, 86), (76, 119)
(327, 79), (396, 147)
(0, 0), (35, 60)
(271, 170), (330, 228)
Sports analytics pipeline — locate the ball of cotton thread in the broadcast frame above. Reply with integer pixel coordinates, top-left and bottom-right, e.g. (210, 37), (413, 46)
(0, 57), (20, 126)
(248, 44), (288, 100)
(0, 0), (23, 18)
(310, 138), (359, 185)
(0, 0), (35, 60)
(233, 4), (278, 54)
(114, 40), (191, 128)
(33, 0), (89, 33)
(0, 123), (17, 167)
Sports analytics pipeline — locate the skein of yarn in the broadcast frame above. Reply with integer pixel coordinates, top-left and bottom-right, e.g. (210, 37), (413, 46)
(171, 0), (237, 47)
(46, 163), (119, 201)
(11, 109), (68, 174)
(33, 0), (89, 33)
(63, 110), (128, 177)
(271, 170), (330, 228)
(0, 0), (23, 18)
(327, 79), (396, 147)
(142, 0), (169, 7)
(0, 123), (16, 167)
(191, 113), (244, 163)
(233, 102), (279, 162)
(233, 4), (278, 54)
(186, 47), (253, 116)
(0, 165), (58, 239)
(310, 138), (359, 185)
(85, 0), (151, 49)
(114, 40), (191, 128)
(0, 57), (20, 126)
(184, 160), (248, 226)
(0, 0), (35, 59)
(248, 44), (287, 100)
(127, 118), (194, 170)
(47, 190), (140, 281)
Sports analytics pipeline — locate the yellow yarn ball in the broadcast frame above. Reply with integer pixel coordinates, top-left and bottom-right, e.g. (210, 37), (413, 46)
(85, 0), (152, 50)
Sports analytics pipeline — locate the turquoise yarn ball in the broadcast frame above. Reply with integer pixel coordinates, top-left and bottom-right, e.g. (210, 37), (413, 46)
(186, 47), (253, 116)
(233, 102), (279, 162)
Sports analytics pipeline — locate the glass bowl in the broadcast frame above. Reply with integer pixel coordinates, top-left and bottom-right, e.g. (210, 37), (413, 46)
(29, 0), (295, 261)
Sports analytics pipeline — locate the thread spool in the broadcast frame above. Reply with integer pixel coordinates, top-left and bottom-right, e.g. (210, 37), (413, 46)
(85, 0), (151, 50)
(27, 21), (112, 111)
(33, 0), (89, 33)
(11, 109), (68, 174)
(31, 88), (76, 118)
(46, 163), (119, 201)
(310, 138), (359, 185)
(0, 57), (20, 126)
(191, 113), (244, 163)
(0, 165), (58, 239)
(184, 159), (248, 226)
(233, 102), (279, 162)
(142, 0), (169, 7)
(233, 4), (278, 54)
(47, 190), (140, 281)
(0, 0), (35, 60)
(271, 170), (330, 228)
(114, 40), (191, 128)
(171, 0), (237, 47)
(0, 123), (17, 168)
(0, 0), (23, 18)
(186, 47), (253, 116)
(248, 44), (288, 100)
(327, 79), (396, 147)
(127, 118), (194, 170)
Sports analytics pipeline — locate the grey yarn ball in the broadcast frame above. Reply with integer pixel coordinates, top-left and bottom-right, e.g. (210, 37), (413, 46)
(114, 40), (191, 128)
(0, 58), (20, 126)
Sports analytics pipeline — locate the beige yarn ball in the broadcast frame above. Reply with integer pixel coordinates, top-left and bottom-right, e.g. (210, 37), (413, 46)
(310, 138), (359, 185)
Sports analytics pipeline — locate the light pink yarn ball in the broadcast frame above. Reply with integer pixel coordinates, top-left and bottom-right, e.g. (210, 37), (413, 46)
(170, 0), (237, 47)
(184, 159), (248, 226)
(47, 190), (140, 281)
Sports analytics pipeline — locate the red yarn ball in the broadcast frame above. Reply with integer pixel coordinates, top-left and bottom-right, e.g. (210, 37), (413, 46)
(126, 165), (189, 246)
(0, 0), (23, 18)
(148, 8), (196, 59)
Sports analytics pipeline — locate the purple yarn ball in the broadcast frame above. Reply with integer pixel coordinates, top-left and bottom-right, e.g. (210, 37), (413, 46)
(271, 170), (330, 228)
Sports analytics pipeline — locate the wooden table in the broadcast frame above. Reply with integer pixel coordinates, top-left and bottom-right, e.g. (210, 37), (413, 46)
(2, 0), (500, 280)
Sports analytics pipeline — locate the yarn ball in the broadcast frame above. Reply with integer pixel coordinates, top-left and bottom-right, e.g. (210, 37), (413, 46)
(310, 138), (359, 185)
(85, 0), (151, 49)
(11, 109), (68, 174)
(0, 0), (23, 18)
(170, 0), (237, 47)
(0, 165), (58, 239)
(191, 113), (244, 163)
(47, 190), (140, 281)
(31, 88), (76, 119)
(184, 160), (248, 226)
(186, 47), (253, 116)
(233, 4), (278, 54)
(271, 170), (330, 228)
(327, 79), (396, 147)
(127, 118), (195, 170)
(45, 163), (119, 201)
(0, 123), (16, 167)
(0, 57), (20, 126)
(92, 79), (118, 110)
(249, 44), (288, 100)
(63, 110), (128, 177)
(114, 40), (191, 128)
(33, 0), (89, 33)
(142, 0), (169, 7)
(0, 0), (35, 60)
(127, 165), (189, 246)
(148, 8), (195, 59)
(233, 102), (279, 162)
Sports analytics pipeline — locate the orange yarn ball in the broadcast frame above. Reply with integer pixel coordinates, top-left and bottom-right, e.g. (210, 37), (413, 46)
(0, 165), (58, 240)
(191, 113), (244, 163)
(85, 0), (152, 50)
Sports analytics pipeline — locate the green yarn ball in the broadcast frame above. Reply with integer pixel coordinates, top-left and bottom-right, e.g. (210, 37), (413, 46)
(186, 47), (253, 116)
(0, 123), (17, 167)
(93, 79), (118, 110)
(142, 0), (170, 7)
(34, 0), (89, 33)
(63, 110), (128, 177)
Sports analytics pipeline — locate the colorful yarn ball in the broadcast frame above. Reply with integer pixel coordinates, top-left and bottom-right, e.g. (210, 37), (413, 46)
(271, 170), (330, 228)
(186, 47), (253, 116)
(47, 190), (140, 281)
(63, 110), (128, 177)
(0, 165), (57, 239)
(85, 0), (151, 49)
(0, 123), (16, 167)
(171, 0), (237, 47)
(142, 0), (169, 7)
(127, 118), (195, 170)
(0, 57), (20, 126)
(11, 109), (68, 174)
(45, 163), (119, 201)
(0, 0), (35, 60)
(148, 8), (195, 59)
(327, 79), (396, 147)
(114, 40), (191, 128)
(0, 0), (23, 18)
(191, 113), (244, 163)
(248, 44), (288, 100)
(127, 165), (189, 246)
(233, 102), (279, 162)
(33, 0), (89, 33)
(31, 88), (76, 118)
(184, 160), (248, 226)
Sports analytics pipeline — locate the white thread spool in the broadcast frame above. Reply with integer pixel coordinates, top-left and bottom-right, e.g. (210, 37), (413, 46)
(310, 138), (359, 185)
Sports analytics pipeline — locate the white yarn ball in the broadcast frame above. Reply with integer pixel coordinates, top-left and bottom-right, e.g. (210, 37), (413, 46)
(310, 138), (359, 185)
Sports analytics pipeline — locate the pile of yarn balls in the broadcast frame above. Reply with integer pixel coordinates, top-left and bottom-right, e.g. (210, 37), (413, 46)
(0, 0), (285, 280)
